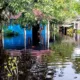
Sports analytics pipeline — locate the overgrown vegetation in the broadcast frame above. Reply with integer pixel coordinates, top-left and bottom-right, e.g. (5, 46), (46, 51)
(55, 33), (62, 43)
(0, 0), (80, 26)
(77, 30), (80, 34)
(47, 42), (75, 63)
(67, 27), (73, 37)
(73, 57), (80, 74)
(2, 52), (36, 80)
(4, 30), (19, 37)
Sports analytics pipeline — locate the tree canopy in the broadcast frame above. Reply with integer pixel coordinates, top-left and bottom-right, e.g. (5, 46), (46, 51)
(0, 0), (80, 26)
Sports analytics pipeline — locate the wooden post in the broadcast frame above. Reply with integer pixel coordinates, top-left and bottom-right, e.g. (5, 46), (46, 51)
(24, 28), (26, 53)
(2, 28), (4, 49)
(47, 20), (50, 49)
(53, 24), (55, 41)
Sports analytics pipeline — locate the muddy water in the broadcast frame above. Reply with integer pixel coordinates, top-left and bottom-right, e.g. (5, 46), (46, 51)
(50, 50), (80, 80)
(2, 33), (80, 80)
(48, 34), (80, 80)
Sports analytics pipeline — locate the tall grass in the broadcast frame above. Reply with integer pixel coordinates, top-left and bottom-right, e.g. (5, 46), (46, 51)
(47, 42), (75, 62)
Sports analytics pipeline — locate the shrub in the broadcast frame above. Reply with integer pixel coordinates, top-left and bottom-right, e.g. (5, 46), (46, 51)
(4, 30), (19, 37)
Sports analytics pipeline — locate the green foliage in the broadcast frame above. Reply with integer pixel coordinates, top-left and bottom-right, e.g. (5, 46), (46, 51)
(73, 57), (80, 73)
(0, 0), (80, 26)
(67, 27), (73, 37)
(41, 19), (48, 26)
(47, 42), (74, 62)
(77, 30), (80, 34)
(55, 34), (62, 42)
(73, 1), (80, 14)
(4, 29), (19, 37)
(4, 56), (18, 78)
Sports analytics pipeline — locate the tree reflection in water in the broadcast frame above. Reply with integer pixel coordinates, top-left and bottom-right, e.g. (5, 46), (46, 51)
(73, 57), (80, 74)
(47, 42), (79, 80)
(1, 51), (48, 80)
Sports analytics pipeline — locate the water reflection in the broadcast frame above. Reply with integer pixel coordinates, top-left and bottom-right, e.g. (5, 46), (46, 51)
(74, 33), (80, 46)
(48, 51), (80, 80)
(73, 57), (80, 74)
(48, 34), (80, 80)
(53, 62), (80, 80)
(3, 33), (80, 80)
(72, 47), (80, 59)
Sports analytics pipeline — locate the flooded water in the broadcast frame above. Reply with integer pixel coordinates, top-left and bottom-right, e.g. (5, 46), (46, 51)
(48, 51), (80, 80)
(47, 33), (80, 80)
(53, 62), (80, 80)
(2, 33), (80, 80)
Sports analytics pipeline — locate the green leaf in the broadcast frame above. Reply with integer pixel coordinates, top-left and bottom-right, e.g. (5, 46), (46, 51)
(4, 66), (7, 69)
(7, 73), (12, 77)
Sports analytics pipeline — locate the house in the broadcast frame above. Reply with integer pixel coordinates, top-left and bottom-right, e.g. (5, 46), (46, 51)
(2, 9), (50, 50)
(59, 24), (72, 35)
(3, 22), (49, 50)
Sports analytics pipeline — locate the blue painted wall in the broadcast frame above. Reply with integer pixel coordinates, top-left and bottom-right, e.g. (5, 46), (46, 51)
(40, 24), (47, 48)
(3, 24), (47, 49)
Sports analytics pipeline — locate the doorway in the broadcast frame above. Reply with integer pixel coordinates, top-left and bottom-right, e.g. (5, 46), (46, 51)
(32, 24), (40, 47)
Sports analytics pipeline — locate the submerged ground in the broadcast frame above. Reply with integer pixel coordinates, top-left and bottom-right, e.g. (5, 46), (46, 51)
(47, 34), (80, 80)
(1, 33), (80, 80)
